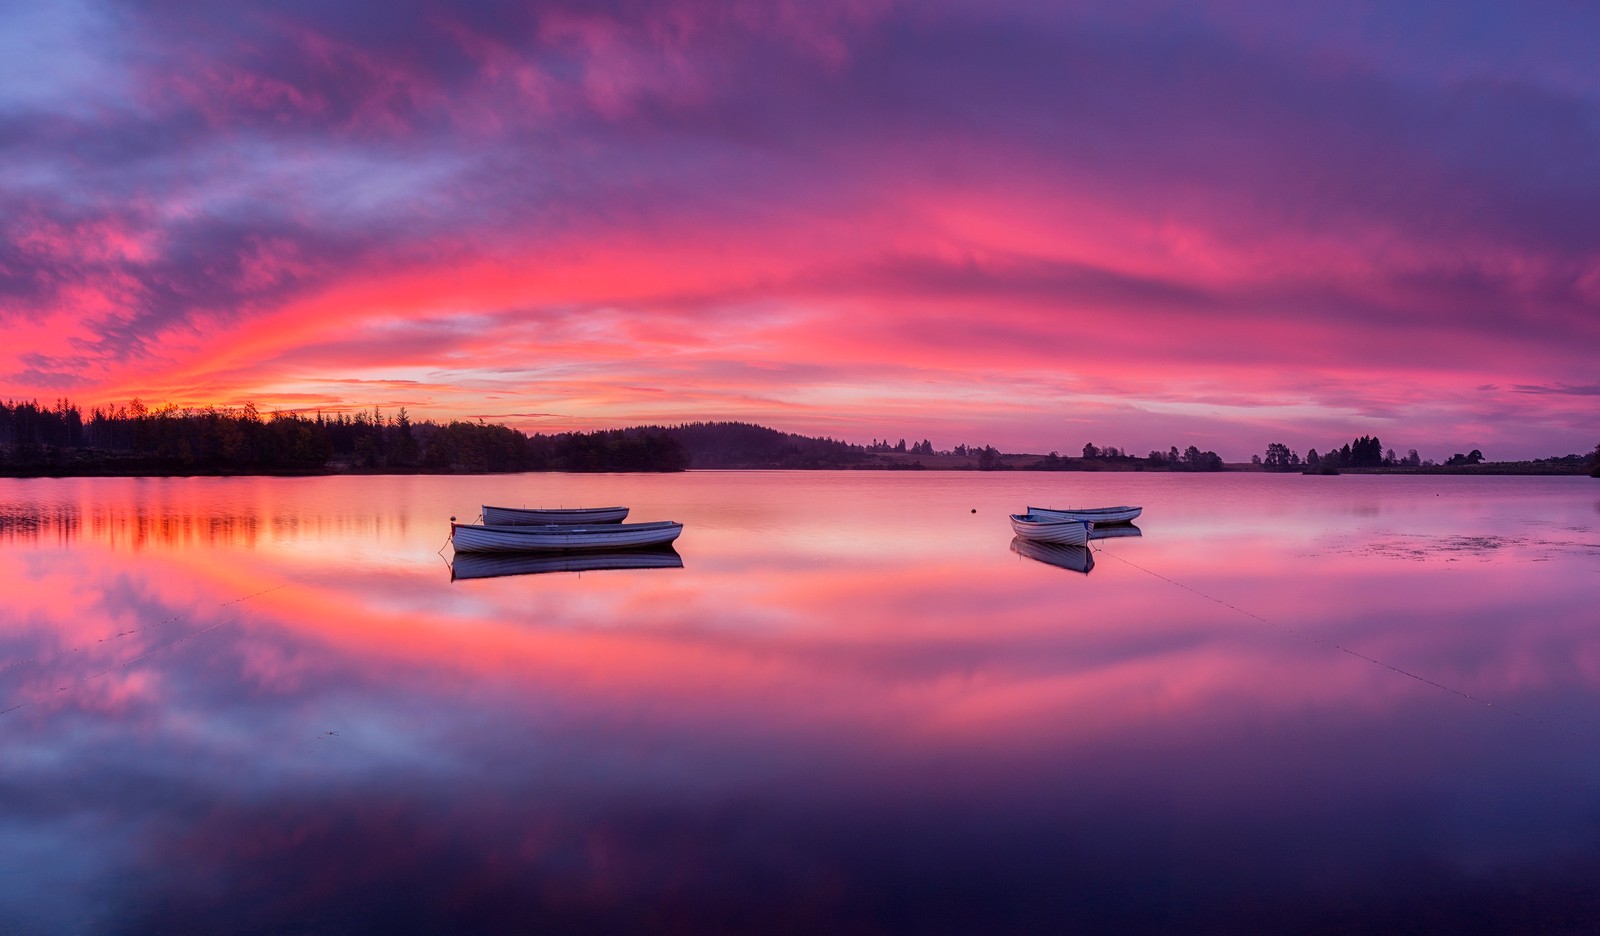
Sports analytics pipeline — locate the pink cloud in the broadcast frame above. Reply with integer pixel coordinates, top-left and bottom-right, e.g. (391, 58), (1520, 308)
(3, 1), (1597, 458)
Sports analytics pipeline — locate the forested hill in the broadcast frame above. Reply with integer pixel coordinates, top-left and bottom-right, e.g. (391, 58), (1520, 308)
(651, 422), (869, 469)
(0, 401), (877, 475)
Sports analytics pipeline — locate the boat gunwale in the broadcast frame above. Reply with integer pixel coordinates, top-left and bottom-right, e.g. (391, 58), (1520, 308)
(457, 520), (681, 535)
(1027, 505), (1142, 525)
(482, 505), (629, 524)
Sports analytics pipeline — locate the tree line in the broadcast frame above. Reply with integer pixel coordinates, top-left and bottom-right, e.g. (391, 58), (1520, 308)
(1255, 435), (1408, 471)
(0, 402), (882, 474)
(1256, 435), (1600, 474)
(6, 398), (1594, 476)
(1067, 443), (1225, 471)
(867, 438), (937, 455)
(0, 399), (689, 474)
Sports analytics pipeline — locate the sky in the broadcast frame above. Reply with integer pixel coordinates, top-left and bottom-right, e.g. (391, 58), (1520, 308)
(2, 0), (1597, 460)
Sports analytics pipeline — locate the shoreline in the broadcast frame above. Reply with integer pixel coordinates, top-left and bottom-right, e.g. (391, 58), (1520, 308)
(1, 461), (1591, 479)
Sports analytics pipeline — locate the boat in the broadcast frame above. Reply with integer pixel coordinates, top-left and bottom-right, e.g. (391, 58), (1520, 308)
(451, 520), (683, 553)
(451, 547), (682, 581)
(1026, 505), (1142, 525)
(1088, 523), (1142, 541)
(1008, 513), (1092, 546)
(482, 505), (628, 525)
(1010, 537), (1094, 574)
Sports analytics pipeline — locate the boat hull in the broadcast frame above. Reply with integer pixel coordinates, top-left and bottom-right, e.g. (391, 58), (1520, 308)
(451, 520), (682, 553)
(1027, 505), (1142, 525)
(1088, 523), (1142, 541)
(451, 547), (682, 580)
(1008, 513), (1092, 546)
(482, 505), (628, 525)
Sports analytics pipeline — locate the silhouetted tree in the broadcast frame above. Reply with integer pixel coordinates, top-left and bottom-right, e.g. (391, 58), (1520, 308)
(1348, 435), (1382, 468)
(1174, 445), (1223, 471)
(1263, 442), (1294, 469)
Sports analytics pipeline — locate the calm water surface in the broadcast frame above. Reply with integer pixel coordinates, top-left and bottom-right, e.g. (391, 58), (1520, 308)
(2, 472), (1598, 934)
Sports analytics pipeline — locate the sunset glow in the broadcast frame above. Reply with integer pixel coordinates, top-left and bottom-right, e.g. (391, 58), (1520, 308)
(4, 1), (1597, 458)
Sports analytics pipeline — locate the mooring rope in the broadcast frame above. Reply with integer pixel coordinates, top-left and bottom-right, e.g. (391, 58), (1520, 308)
(0, 583), (287, 675)
(1089, 541), (1584, 740)
(0, 584), (288, 717)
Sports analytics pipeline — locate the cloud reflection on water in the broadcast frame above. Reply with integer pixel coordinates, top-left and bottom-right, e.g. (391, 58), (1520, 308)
(1, 474), (1599, 932)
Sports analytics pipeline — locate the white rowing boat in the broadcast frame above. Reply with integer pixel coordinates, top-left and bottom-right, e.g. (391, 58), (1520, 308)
(451, 547), (682, 580)
(1026, 505), (1142, 525)
(1008, 513), (1092, 546)
(1088, 523), (1142, 541)
(451, 520), (682, 553)
(482, 505), (628, 525)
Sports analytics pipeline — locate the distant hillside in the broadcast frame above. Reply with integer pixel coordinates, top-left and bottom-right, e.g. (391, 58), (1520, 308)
(652, 422), (870, 469)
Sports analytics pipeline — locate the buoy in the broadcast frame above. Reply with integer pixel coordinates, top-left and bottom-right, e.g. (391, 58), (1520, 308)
(971, 508), (977, 513)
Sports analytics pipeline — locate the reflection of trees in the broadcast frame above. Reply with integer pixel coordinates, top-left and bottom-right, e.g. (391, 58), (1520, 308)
(0, 504), (264, 549)
(88, 509), (264, 550)
(0, 504), (80, 545)
(0, 497), (446, 550)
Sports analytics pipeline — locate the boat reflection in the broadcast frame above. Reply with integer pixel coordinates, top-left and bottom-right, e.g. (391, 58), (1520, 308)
(1010, 536), (1095, 574)
(1088, 522), (1142, 540)
(449, 546), (684, 581)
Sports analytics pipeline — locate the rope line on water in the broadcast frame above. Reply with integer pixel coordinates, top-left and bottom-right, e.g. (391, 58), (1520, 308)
(0, 584), (288, 718)
(0, 583), (287, 676)
(1090, 542), (1585, 740)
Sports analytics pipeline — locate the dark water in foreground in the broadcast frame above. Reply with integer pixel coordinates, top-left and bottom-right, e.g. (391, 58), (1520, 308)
(1, 472), (1598, 934)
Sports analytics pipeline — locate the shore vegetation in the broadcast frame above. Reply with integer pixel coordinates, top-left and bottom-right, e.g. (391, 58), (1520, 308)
(1, 399), (1592, 477)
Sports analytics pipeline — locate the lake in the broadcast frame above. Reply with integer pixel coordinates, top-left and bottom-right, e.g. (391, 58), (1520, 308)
(2, 471), (1598, 934)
